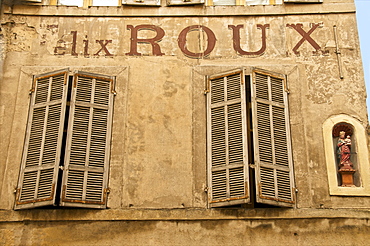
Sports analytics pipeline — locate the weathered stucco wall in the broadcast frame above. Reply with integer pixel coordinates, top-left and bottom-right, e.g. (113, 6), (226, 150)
(0, 0), (369, 244)
(1, 208), (370, 245)
(1, 217), (370, 245)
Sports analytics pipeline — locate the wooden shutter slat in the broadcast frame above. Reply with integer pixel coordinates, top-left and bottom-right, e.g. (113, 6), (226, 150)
(277, 169), (292, 200)
(207, 70), (250, 207)
(15, 69), (68, 210)
(86, 171), (105, 201)
(43, 104), (63, 165)
(25, 107), (46, 168)
(273, 106), (289, 167)
(227, 75), (241, 101)
(35, 78), (50, 104)
(252, 70), (295, 207)
(229, 167), (245, 197)
(260, 166), (275, 197)
(94, 80), (110, 106)
(228, 103), (243, 164)
(19, 171), (38, 201)
(271, 77), (285, 104)
(61, 71), (113, 208)
(64, 170), (84, 200)
(69, 105), (89, 166)
(211, 170), (227, 201)
(211, 107), (226, 168)
(211, 77), (224, 104)
(37, 169), (55, 198)
(89, 108), (108, 168)
(50, 75), (65, 101)
(257, 102), (273, 164)
(255, 73), (269, 100)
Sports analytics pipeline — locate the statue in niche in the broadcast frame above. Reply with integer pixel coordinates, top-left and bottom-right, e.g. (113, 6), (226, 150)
(332, 124), (356, 187)
(337, 131), (353, 169)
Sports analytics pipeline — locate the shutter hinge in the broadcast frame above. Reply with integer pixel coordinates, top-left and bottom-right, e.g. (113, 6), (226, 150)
(249, 163), (256, 169)
(15, 188), (20, 202)
(204, 186), (209, 192)
(284, 76), (290, 94)
(73, 74), (78, 88)
(204, 76), (210, 94)
(30, 76), (36, 94)
(59, 166), (64, 170)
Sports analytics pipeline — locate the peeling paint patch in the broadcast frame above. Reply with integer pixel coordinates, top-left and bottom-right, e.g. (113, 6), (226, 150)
(1, 22), (38, 52)
(305, 59), (337, 104)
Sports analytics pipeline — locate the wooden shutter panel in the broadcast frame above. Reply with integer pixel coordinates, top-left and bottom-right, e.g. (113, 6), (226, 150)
(251, 70), (295, 207)
(207, 70), (250, 207)
(61, 71), (114, 208)
(15, 69), (69, 210)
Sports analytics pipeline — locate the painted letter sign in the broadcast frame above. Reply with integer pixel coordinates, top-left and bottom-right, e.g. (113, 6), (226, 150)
(52, 22), (329, 58)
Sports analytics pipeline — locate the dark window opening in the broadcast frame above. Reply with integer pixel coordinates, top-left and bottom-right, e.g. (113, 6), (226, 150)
(54, 75), (73, 206)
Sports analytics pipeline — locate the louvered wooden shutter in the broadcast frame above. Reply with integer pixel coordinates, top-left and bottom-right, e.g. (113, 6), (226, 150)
(251, 70), (295, 207)
(60, 71), (114, 208)
(207, 70), (250, 207)
(15, 70), (69, 210)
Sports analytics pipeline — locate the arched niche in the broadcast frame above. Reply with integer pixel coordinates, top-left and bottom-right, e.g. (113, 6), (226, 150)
(323, 114), (370, 196)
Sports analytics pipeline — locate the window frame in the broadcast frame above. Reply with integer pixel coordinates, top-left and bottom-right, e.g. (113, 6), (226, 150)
(206, 67), (296, 208)
(14, 69), (116, 210)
